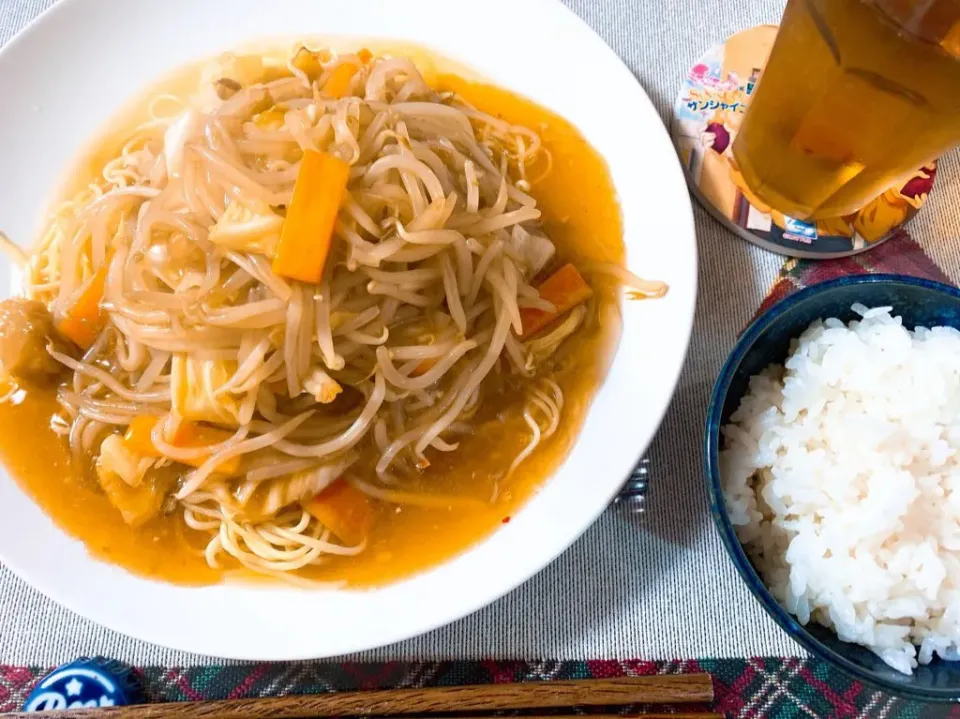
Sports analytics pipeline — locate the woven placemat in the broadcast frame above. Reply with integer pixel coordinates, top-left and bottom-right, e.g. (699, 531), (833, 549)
(1, 657), (954, 717)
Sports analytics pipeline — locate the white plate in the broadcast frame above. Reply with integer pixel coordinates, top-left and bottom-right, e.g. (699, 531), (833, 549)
(0, 0), (696, 659)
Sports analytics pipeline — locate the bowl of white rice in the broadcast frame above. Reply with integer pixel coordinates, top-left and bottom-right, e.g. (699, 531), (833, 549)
(706, 274), (960, 700)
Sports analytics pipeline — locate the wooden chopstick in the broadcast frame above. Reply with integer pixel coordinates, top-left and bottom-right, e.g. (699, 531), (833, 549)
(3, 676), (716, 719)
(8, 715), (722, 719)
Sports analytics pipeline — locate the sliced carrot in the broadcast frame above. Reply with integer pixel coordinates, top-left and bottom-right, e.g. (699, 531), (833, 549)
(57, 263), (109, 348)
(272, 150), (350, 283)
(356, 48), (373, 65)
(518, 263), (593, 339)
(122, 416), (163, 456)
(305, 479), (372, 546)
(123, 416), (241, 474)
(323, 62), (359, 99)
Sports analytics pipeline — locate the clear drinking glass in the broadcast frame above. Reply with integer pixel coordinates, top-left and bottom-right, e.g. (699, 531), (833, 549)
(732, 0), (960, 220)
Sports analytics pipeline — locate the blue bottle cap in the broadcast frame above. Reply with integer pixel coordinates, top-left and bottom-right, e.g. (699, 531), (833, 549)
(23, 657), (142, 711)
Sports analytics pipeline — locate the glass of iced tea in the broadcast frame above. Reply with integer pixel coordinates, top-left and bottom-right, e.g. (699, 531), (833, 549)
(733, 0), (960, 220)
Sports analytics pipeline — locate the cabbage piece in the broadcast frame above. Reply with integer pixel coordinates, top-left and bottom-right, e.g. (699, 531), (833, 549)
(171, 355), (242, 425)
(510, 225), (555, 278)
(97, 434), (153, 487)
(95, 435), (165, 527)
(163, 109), (203, 179)
(208, 200), (284, 256)
(243, 453), (358, 520)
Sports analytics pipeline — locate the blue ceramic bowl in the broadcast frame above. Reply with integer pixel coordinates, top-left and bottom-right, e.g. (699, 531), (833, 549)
(705, 274), (960, 701)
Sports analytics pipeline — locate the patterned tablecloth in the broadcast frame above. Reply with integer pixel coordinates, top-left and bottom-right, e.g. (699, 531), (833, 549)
(3, 0), (960, 716)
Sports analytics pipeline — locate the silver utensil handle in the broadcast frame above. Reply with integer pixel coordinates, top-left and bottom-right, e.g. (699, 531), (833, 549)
(616, 456), (649, 513)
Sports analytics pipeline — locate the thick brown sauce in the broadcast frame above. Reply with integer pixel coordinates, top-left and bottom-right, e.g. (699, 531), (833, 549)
(0, 52), (625, 587)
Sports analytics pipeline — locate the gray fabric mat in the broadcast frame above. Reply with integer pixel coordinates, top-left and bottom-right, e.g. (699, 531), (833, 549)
(1, 0), (956, 666)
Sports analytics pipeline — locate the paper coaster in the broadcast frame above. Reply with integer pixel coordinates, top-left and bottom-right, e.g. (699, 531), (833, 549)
(670, 25), (937, 259)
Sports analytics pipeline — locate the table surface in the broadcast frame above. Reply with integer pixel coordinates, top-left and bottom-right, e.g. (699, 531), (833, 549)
(2, 0), (960, 669)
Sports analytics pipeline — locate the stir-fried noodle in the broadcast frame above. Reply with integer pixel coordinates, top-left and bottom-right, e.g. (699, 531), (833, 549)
(8, 46), (666, 580)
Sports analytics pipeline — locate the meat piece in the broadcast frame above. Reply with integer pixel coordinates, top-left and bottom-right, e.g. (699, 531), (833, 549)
(0, 298), (63, 383)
